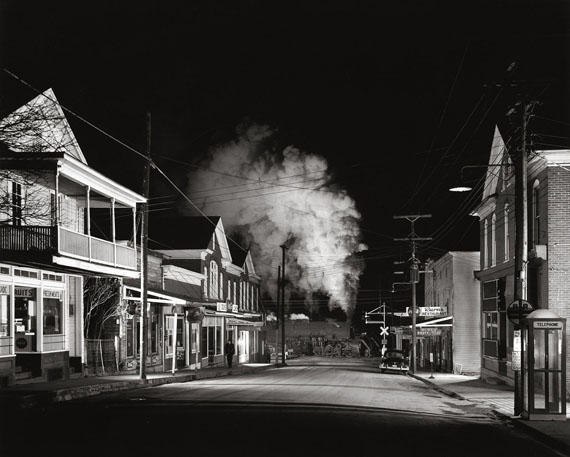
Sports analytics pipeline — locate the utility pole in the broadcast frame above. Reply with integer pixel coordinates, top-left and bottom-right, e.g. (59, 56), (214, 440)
(280, 244), (288, 366)
(394, 214), (432, 374)
(508, 97), (534, 416)
(139, 112), (151, 381)
(276, 265), (281, 365)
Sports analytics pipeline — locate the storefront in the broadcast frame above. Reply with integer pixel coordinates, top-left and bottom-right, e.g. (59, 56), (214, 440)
(121, 285), (198, 373)
(0, 263), (81, 385)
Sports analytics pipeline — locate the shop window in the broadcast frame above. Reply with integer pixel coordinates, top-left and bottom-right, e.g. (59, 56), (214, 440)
(216, 326), (222, 355)
(201, 326), (208, 358)
(126, 319), (134, 357)
(0, 293), (9, 337)
(43, 298), (62, 334)
(150, 308), (158, 354)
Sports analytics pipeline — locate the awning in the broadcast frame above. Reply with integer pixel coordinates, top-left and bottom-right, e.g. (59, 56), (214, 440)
(414, 316), (453, 328)
(122, 285), (190, 306)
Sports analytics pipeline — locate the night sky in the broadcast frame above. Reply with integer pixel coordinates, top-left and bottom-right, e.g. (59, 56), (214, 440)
(1, 1), (569, 323)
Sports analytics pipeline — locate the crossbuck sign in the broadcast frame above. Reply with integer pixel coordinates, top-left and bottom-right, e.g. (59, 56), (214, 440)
(380, 326), (390, 336)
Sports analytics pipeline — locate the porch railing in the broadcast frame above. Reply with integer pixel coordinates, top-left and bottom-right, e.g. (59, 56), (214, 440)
(0, 225), (137, 270)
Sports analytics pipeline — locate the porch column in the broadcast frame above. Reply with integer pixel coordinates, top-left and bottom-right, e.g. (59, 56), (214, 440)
(86, 186), (91, 260)
(111, 197), (116, 265)
(54, 165), (60, 249)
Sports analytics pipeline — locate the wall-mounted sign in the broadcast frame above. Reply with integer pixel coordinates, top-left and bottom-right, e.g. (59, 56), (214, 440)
(15, 288), (34, 298)
(0, 285), (9, 295)
(232, 304), (239, 313)
(533, 321), (563, 329)
(217, 302), (227, 312)
(43, 289), (63, 300)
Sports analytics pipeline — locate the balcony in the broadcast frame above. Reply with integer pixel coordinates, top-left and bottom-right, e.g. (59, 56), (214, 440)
(0, 225), (137, 271)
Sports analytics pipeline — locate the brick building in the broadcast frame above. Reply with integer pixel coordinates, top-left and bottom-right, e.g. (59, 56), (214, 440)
(474, 126), (570, 397)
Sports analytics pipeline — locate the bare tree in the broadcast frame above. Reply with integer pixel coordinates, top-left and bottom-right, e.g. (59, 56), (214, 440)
(0, 88), (80, 225)
(83, 276), (122, 339)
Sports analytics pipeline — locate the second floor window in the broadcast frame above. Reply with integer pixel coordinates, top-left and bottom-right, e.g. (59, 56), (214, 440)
(491, 214), (496, 267)
(532, 180), (540, 246)
(12, 182), (22, 226)
(484, 219), (488, 269)
(209, 261), (219, 299)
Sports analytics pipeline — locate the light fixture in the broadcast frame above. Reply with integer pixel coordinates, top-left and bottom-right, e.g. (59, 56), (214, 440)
(449, 185), (472, 193)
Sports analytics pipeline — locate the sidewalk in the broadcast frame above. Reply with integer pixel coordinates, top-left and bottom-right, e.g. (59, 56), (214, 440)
(0, 362), (275, 410)
(410, 370), (570, 456)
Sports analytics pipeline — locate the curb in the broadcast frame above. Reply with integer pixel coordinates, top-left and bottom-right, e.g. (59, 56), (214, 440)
(408, 373), (569, 456)
(4, 364), (273, 410)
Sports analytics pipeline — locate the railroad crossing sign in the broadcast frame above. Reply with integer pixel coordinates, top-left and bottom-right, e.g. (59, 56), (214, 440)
(507, 299), (535, 326)
(380, 326), (390, 336)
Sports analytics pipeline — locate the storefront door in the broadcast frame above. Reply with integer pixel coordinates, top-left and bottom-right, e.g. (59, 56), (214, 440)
(14, 288), (37, 353)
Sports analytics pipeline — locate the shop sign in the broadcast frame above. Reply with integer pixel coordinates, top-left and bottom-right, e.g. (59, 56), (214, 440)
(0, 285), (9, 295)
(231, 304), (239, 313)
(43, 289), (63, 300)
(420, 306), (447, 317)
(533, 321), (562, 329)
(416, 328), (442, 337)
(15, 288), (34, 298)
(216, 302), (227, 312)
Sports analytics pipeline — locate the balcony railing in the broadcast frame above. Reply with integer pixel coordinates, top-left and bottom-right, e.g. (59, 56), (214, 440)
(0, 225), (137, 270)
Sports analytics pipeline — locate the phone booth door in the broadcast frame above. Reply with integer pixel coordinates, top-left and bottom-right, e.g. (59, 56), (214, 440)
(524, 309), (566, 421)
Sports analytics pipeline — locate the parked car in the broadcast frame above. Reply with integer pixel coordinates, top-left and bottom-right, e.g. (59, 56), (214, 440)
(379, 349), (409, 374)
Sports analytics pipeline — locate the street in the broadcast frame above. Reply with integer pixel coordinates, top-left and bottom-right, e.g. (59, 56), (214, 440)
(1, 357), (564, 457)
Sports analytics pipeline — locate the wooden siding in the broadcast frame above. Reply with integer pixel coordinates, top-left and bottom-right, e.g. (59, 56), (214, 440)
(452, 252), (481, 374)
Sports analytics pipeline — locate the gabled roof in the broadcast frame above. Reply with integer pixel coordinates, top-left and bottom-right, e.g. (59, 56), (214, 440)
(0, 88), (87, 163)
(482, 125), (511, 200)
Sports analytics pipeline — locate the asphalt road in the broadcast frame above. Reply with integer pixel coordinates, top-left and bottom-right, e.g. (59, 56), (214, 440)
(1, 357), (564, 457)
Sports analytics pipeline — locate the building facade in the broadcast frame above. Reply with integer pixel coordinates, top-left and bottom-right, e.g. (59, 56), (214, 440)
(0, 89), (145, 385)
(424, 252), (481, 375)
(474, 125), (570, 394)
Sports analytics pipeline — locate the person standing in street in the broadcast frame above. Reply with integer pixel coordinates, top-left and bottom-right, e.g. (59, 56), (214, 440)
(225, 338), (235, 368)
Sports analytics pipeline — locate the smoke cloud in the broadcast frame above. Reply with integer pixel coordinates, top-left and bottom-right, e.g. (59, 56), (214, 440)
(185, 122), (367, 318)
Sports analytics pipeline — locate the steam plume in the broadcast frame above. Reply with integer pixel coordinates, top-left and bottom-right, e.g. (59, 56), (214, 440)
(185, 122), (367, 317)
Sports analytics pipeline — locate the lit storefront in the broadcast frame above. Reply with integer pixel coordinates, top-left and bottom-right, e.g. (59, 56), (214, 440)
(121, 285), (202, 373)
(0, 262), (83, 385)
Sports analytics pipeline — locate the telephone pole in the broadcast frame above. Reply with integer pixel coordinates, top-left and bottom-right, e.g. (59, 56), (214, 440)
(139, 112), (151, 381)
(394, 214), (432, 374)
(280, 244), (288, 366)
(508, 96), (536, 415)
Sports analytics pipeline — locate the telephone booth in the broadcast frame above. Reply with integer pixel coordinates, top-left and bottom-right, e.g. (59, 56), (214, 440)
(523, 309), (566, 421)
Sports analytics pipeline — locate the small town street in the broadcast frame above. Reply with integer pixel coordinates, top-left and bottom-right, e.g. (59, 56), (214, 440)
(2, 357), (565, 457)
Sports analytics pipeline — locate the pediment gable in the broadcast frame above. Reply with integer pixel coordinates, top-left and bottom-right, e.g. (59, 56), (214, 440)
(0, 88), (87, 163)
